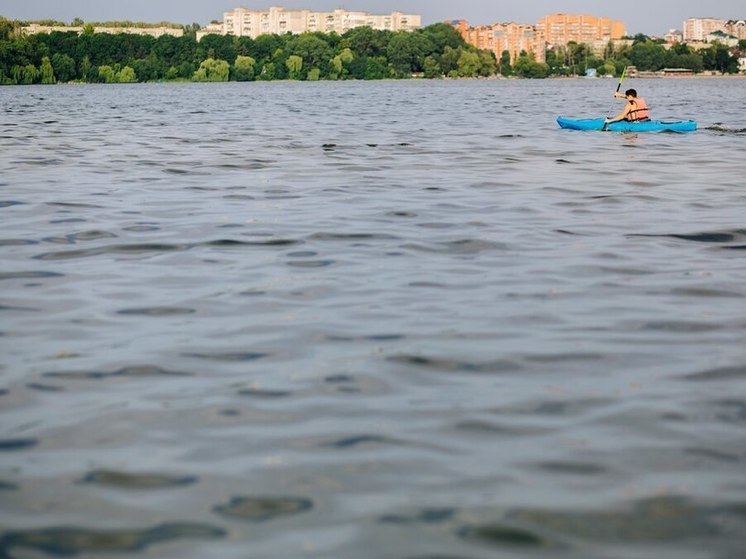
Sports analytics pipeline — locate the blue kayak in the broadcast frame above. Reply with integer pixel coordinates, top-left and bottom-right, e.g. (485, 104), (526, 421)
(557, 116), (697, 133)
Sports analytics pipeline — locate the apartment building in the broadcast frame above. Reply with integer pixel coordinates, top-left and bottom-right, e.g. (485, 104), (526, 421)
(458, 22), (545, 63)
(725, 20), (746, 40)
(454, 13), (622, 64)
(682, 18), (726, 42)
(198, 7), (421, 40)
(22, 24), (183, 38)
(536, 13), (625, 47)
(493, 23), (545, 63)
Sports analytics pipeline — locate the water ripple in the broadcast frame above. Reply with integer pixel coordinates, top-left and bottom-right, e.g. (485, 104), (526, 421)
(117, 307), (196, 316)
(388, 354), (522, 374)
(0, 523), (225, 557)
(81, 470), (198, 488)
(213, 496), (312, 522)
(0, 271), (63, 280)
(34, 243), (190, 260)
(43, 365), (191, 380)
(183, 351), (269, 362)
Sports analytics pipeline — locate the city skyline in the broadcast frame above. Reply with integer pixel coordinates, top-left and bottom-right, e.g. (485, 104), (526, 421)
(1, 0), (743, 37)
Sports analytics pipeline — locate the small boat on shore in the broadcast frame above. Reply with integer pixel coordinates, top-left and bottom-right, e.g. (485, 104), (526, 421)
(557, 116), (697, 133)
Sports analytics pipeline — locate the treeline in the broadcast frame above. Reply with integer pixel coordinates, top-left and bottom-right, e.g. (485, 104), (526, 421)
(2, 16), (743, 84)
(17, 18), (184, 29)
(0, 18), (497, 84)
(535, 34), (743, 78)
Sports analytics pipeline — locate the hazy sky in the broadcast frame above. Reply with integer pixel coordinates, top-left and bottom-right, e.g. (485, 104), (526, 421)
(0, 0), (743, 36)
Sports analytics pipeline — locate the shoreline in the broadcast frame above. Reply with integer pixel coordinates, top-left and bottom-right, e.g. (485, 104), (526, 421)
(2, 73), (744, 87)
(548, 73), (746, 80)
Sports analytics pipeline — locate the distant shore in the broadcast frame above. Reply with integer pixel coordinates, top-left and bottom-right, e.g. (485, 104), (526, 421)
(548, 73), (746, 79)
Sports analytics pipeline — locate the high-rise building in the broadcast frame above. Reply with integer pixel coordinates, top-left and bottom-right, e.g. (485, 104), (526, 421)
(536, 13), (625, 46)
(682, 17), (726, 42)
(198, 7), (421, 40)
(458, 22), (545, 63)
(454, 12), (624, 65)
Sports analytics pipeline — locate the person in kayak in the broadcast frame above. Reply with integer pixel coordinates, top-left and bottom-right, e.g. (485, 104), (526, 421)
(605, 89), (650, 125)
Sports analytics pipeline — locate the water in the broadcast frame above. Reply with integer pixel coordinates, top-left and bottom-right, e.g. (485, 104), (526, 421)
(1, 78), (745, 558)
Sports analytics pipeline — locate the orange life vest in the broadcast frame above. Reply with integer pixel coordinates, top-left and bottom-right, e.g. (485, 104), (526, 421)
(627, 98), (650, 121)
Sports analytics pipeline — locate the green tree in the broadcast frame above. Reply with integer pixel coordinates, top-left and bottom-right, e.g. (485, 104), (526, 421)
(40, 56), (55, 83)
(98, 64), (116, 83)
(13, 64), (39, 84)
(270, 47), (289, 79)
(130, 53), (162, 82)
(253, 34), (283, 62)
(423, 55), (442, 78)
(456, 49), (480, 77)
(51, 52), (76, 81)
(664, 44), (704, 72)
(596, 61), (616, 76)
(629, 40), (666, 71)
(419, 23), (464, 53)
(330, 47), (354, 79)
(340, 26), (389, 58)
(77, 55), (92, 81)
(387, 32), (431, 76)
(286, 34), (332, 78)
(198, 34), (235, 63)
(234, 36), (255, 57)
(499, 50), (512, 76)
(177, 61), (195, 79)
(513, 53), (549, 78)
(710, 43), (738, 73)
(165, 66), (179, 80)
(0, 17), (22, 41)
(367, 56), (391, 79)
(544, 48), (566, 75)
(193, 58), (229, 81)
(258, 61), (276, 81)
(232, 55), (256, 81)
(286, 54), (303, 79)
(117, 65), (137, 82)
(440, 45), (460, 75)
(307, 67), (321, 81)
(182, 23), (201, 39)
(477, 50), (497, 77)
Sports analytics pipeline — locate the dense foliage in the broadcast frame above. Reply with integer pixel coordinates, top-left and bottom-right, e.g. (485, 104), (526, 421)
(540, 35), (744, 77)
(0, 18), (496, 84)
(0, 18), (742, 84)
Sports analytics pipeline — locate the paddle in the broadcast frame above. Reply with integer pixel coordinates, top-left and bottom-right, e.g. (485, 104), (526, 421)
(602, 66), (627, 131)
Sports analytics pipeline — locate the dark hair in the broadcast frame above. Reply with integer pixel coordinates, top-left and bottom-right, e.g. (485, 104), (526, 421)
(625, 88), (637, 97)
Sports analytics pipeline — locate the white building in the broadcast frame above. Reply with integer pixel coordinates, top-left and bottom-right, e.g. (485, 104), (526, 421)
(663, 29), (683, 44)
(682, 17), (726, 42)
(705, 30), (739, 46)
(23, 24), (183, 38)
(197, 7), (421, 40)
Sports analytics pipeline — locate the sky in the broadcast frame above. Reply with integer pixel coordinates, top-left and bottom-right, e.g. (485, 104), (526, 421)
(0, 0), (743, 36)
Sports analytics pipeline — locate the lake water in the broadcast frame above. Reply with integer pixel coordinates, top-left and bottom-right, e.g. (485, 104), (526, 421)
(1, 78), (745, 558)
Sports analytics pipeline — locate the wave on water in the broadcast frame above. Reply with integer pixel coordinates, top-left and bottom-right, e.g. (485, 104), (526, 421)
(704, 124), (746, 134)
